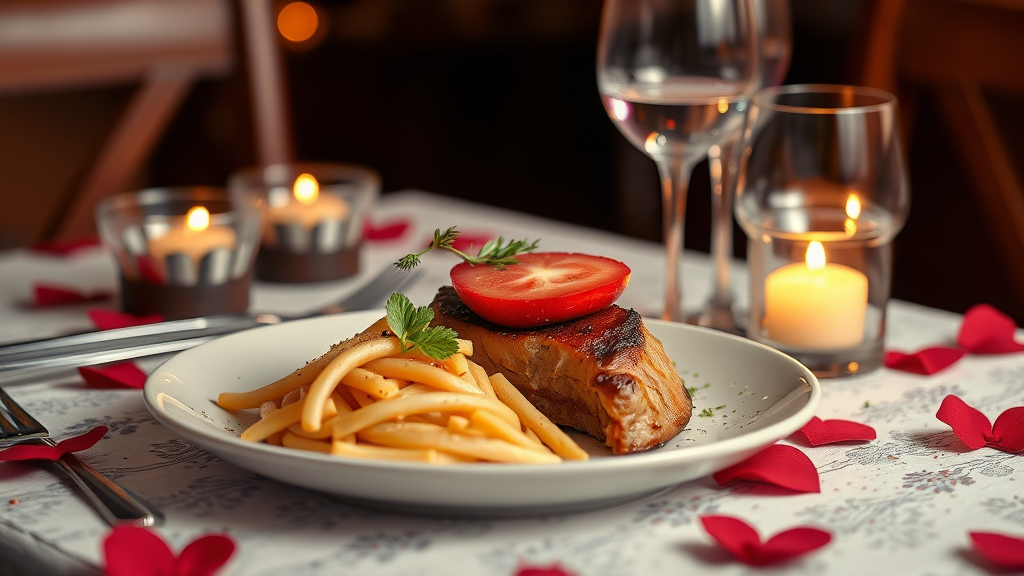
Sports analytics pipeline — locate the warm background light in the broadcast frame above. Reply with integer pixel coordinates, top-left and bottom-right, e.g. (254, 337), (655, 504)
(185, 206), (211, 232)
(277, 2), (319, 43)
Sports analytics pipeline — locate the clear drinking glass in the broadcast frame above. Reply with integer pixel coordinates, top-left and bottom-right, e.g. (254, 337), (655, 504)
(597, 0), (761, 322)
(735, 85), (910, 377)
(694, 0), (791, 333)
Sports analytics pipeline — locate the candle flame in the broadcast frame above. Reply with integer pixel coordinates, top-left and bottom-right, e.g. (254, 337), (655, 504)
(846, 193), (862, 219)
(186, 206), (211, 232)
(717, 98), (729, 114)
(805, 241), (826, 271)
(293, 173), (319, 205)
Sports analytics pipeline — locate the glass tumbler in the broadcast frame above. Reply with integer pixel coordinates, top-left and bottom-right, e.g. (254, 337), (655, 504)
(95, 187), (262, 319)
(735, 85), (910, 377)
(229, 162), (380, 283)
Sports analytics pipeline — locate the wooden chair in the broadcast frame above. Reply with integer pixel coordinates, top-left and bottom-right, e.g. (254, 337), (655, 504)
(858, 0), (1024, 297)
(0, 0), (233, 241)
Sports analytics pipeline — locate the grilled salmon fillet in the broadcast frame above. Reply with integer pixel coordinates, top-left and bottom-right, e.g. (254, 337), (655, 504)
(429, 286), (691, 454)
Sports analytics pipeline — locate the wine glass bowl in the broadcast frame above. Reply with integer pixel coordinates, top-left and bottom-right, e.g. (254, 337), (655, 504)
(597, 0), (761, 321)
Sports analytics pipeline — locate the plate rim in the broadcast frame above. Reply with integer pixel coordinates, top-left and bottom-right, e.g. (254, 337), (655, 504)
(144, 310), (820, 477)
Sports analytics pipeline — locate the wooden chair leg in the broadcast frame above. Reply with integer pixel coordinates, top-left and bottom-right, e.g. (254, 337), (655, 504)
(934, 82), (1024, 296)
(50, 66), (194, 241)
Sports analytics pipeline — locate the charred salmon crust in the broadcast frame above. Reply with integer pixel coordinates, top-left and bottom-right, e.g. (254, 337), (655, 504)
(429, 286), (692, 454)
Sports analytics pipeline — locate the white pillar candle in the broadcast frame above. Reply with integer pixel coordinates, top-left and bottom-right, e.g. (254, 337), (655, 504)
(147, 206), (236, 280)
(764, 241), (868, 349)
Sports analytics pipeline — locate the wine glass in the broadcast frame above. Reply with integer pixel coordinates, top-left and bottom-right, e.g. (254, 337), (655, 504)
(597, 0), (761, 322)
(693, 0), (791, 333)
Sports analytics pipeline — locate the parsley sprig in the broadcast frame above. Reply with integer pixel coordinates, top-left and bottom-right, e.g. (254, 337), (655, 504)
(395, 226), (539, 271)
(385, 293), (459, 360)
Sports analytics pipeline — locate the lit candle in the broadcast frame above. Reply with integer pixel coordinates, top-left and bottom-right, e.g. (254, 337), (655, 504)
(265, 173), (349, 231)
(147, 206), (236, 279)
(764, 241), (868, 349)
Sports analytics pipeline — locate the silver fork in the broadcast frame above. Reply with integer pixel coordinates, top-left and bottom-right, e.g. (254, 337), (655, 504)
(0, 386), (162, 526)
(0, 266), (422, 382)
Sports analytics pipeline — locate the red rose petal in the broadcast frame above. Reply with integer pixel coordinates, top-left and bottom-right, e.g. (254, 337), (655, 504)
(136, 255), (165, 284)
(515, 564), (577, 576)
(936, 395), (992, 450)
(957, 304), (1024, 354)
(991, 407), (1024, 453)
(364, 219), (410, 241)
(969, 531), (1024, 569)
(104, 526), (176, 576)
(712, 444), (820, 493)
(78, 363), (148, 389)
(104, 526), (236, 576)
(88, 309), (164, 331)
(701, 515), (831, 566)
(0, 426), (108, 462)
(884, 347), (966, 375)
(176, 534), (237, 576)
(33, 284), (112, 307)
(28, 237), (101, 257)
(798, 417), (876, 446)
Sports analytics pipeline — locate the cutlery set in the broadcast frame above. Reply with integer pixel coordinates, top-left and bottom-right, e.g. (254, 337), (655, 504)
(0, 265), (418, 526)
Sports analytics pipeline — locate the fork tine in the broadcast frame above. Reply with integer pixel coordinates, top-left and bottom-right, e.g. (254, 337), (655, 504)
(337, 267), (421, 312)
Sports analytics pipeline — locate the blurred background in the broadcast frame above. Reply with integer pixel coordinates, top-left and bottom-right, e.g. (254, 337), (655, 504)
(1, 0), (1022, 324)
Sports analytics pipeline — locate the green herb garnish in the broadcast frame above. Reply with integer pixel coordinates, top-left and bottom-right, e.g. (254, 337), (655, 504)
(385, 293), (459, 360)
(395, 226), (540, 271)
(699, 407), (715, 418)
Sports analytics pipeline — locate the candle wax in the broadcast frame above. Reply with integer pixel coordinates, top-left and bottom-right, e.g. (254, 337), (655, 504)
(147, 224), (236, 279)
(764, 262), (868, 349)
(266, 193), (349, 229)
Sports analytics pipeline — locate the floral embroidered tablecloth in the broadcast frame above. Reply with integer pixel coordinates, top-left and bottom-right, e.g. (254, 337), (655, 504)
(0, 192), (1020, 576)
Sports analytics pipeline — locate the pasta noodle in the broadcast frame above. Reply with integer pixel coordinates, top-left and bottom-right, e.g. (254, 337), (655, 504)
(219, 328), (590, 464)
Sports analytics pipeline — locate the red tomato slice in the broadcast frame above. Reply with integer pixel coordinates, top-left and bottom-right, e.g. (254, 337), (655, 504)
(449, 252), (631, 328)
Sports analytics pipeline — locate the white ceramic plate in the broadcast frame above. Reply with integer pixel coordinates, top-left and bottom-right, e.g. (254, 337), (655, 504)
(144, 310), (820, 516)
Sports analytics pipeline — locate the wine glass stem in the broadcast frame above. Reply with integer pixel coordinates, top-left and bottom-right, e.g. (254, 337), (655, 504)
(656, 154), (699, 322)
(709, 136), (739, 308)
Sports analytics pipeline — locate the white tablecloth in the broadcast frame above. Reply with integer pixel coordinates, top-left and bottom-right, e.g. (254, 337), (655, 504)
(0, 191), (1019, 576)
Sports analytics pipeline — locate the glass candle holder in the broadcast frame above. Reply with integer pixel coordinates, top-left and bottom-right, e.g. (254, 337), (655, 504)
(228, 162), (380, 283)
(95, 187), (262, 319)
(735, 85), (910, 378)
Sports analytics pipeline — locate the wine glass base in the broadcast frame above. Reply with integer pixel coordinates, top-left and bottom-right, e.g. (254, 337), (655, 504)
(685, 302), (746, 337)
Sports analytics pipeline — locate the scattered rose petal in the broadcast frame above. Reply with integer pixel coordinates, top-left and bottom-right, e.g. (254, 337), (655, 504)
(0, 426), (107, 462)
(451, 232), (495, 253)
(957, 304), (1024, 354)
(33, 284), (112, 307)
(884, 346), (966, 375)
(700, 515), (831, 566)
(78, 363), (148, 389)
(135, 255), (164, 284)
(797, 416), (876, 446)
(88, 309), (164, 331)
(514, 564), (577, 576)
(104, 525), (235, 576)
(969, 531), (1024, 569)
(364, 219), (410, 241)
(712, 444), (820, 493)
(936, 395), (1024, 453)
(28, 237), (100, 256)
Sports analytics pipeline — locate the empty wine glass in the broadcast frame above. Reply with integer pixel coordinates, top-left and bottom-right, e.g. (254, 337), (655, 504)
(692, 0), (791, 333)
(598, 0), (761, 321)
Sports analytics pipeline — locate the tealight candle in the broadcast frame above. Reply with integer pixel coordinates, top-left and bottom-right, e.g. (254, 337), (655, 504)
(764, 241), (868, 349)
(147, 206), (236, 281)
